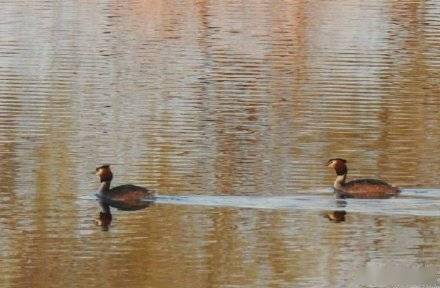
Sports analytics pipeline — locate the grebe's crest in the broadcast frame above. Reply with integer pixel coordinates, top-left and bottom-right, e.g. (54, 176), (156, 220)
(326, 158), (347, 167)
(326, 158), (347, 175)
(96, 164), (113, 182)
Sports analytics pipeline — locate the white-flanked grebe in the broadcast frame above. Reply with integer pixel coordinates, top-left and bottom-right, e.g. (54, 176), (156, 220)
(326, 158), (400, 199)
(95, 165), (156, 212)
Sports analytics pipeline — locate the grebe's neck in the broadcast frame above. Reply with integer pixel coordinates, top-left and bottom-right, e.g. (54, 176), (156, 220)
(334, 174), (346, 190)
(333, 162), (348, 189)
(98, 180), (111, 195)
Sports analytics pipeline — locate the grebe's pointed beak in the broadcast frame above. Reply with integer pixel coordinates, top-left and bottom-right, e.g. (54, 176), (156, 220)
(94, 166), (102, 175)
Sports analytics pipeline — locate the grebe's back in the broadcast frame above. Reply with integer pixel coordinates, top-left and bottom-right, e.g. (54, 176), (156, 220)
(100, 184), (155, 210)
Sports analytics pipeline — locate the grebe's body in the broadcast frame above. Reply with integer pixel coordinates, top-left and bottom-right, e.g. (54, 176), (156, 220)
(96, 165), (156, 212)
(326, 158), (400, 199)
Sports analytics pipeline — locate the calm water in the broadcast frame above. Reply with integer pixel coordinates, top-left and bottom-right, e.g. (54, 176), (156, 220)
(1, 0), (440, 287)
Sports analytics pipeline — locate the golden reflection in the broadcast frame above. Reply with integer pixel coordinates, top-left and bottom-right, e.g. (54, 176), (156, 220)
(0, 0), (439, 287)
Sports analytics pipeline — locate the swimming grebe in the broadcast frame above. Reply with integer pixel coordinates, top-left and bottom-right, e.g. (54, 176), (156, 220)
(326, 158), (400, 199)
(96, 165), (156, 212)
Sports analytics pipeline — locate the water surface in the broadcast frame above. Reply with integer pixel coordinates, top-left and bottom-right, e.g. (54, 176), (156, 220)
(0, 0), (439, 287)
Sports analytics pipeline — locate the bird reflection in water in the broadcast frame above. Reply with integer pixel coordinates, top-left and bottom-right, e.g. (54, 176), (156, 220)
(95, 211), (112, 231)
(94, 197), (155, 230)
(323, 199), (347, 223)
(324, 210), (347, 222)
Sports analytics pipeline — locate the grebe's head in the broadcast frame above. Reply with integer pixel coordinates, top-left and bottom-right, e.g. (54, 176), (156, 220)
(326, 158), (348, 175)
(96, 165), (113, 182)
(326, 158), (347, 168)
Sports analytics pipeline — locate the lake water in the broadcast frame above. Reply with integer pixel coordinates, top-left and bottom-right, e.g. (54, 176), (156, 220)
(1, 0), (439, 287)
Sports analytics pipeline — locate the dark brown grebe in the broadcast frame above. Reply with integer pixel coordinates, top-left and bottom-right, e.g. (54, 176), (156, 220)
(326, 158), (400, 199)
(96, 165), (156, 213)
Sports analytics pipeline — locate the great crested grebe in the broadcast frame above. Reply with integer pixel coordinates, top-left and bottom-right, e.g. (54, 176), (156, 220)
(326, 158), (400, 199)
(95, 165), (156, 213)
